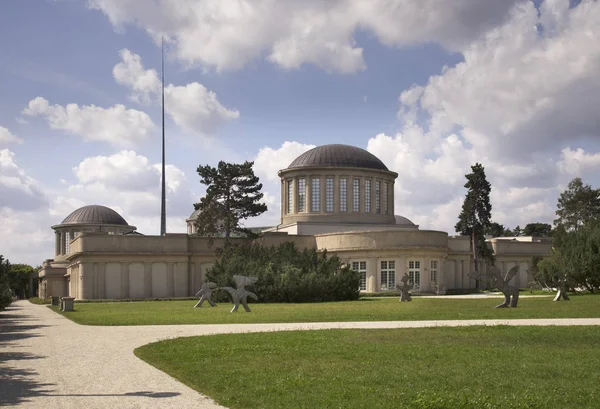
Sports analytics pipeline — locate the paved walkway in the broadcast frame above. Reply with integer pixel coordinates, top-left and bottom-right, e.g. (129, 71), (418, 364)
(2, 300), (600, 408)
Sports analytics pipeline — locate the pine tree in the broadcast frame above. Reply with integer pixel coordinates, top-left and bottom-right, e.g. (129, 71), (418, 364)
(194, 161), (267, 246)
(455, 163), (494, 275)
(554, 177), (600, 231)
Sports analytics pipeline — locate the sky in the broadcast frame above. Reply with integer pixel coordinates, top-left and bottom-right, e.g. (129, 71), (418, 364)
(1, 0), (599, 266)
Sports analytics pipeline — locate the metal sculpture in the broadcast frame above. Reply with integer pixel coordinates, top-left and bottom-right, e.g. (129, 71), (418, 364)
(193, 281), (218, 308)
(396, 273), (413, 302)
(553, 272), (570, 301)
(471, 265), (520, 308)
(222, 275), (258, 312)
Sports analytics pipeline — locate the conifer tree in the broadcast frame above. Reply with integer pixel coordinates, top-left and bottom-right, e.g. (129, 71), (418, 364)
(554, 177), (600, 231)
(455, 163), (494, 275)
(194, 161), (267, 246)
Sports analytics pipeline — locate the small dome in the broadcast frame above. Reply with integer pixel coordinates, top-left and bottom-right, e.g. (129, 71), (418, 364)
(288, 144), (389, 171)
(395, 215), (416, 226)
(188, 208), (201, 220)
(61, 205), (129, 226)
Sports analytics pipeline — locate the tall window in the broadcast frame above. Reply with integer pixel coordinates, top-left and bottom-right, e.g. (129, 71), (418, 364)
(352, 261), (367, 291)
(297, 178), (306, 213)
(375, 181), (381, 214)
(64, 232), (70, 255)
(408, 260), (421, 289)
(340, 178), (347, 212)
(365, 179), (371, 213)
(326, 177), (334, 212)
(430, 260), (438, 283)
(311, 178), (320, 212)
(384, 182), (389, 215)
(380, 261), (396, 290)
(287, 179), (293, 214)
(353, 178), (360, 212)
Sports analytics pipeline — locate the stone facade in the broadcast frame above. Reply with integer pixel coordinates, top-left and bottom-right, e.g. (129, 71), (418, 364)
(37, 144), (553, 300)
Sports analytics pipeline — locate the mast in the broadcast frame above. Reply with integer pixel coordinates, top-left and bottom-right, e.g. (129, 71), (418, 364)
(160, 37), (166, 236)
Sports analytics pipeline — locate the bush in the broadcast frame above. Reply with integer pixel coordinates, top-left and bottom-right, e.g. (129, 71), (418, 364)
(207, 242), (360, 303)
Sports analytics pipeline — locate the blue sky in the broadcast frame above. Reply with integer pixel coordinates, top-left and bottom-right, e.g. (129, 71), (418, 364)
(1, 0), (599, 265)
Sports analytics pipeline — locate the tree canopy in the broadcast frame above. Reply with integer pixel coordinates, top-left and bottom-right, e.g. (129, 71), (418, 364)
(194, 161), (267, 245)
(455, 163), (494, 273)
(0, 255), (13, 310)
(523, 223), (552, 237)
(554, 177), (600, 231)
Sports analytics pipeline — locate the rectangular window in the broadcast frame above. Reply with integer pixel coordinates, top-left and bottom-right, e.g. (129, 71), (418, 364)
(311, 178), (320, 212)
(408, 260), (421, 289)
(64, 232), (70, 255)
(287, 179), (293, 214)
(340, 178), (347, 212)
(380, 260), (396, 291)
(430, 260), (438, 283)
(326, 177), (334, 212)
(352, 261), (367, 291)
(365, 179), (371, 213)
(297, 178), (306, 213)
(353, 178), (360, 212)
(375, 181), (381, 214)
(384, 182), (389, 215)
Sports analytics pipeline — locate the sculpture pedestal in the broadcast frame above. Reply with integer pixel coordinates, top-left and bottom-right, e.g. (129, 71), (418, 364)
(60, 297), (75, 311)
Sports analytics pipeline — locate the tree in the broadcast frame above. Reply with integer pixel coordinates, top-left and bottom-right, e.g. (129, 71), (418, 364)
(455, 163), (494, 275)
(554, 177), (600, 231)
(0, 256), (13, 310)
(194, 161), (267, 245)
(486, 222), (512, 238)
(8, 264), (36, 298)
(523, 223), (552, 237)
(511, 225), (523, 237)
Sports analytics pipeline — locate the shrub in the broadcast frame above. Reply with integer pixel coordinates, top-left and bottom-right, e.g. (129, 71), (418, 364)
(207, 241), (360, 303)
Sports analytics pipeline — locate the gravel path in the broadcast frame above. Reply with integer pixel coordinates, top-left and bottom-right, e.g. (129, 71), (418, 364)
(2, 300), (600, 408)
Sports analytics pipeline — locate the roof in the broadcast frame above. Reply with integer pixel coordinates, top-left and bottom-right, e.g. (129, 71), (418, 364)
(395, 215), (416, 226)
(287, 144), (389, 171)
(61, 205), (129, 226)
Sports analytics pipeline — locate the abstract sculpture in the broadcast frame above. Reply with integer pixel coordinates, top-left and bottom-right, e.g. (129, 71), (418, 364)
(553, 272), (570, 301)
(194, 281), (218, 308)
(396, 273), (413, 302)
(222, 275), (258, 312)
(471, 265), (520, 308)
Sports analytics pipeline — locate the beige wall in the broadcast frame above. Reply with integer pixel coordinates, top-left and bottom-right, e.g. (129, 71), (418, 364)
(52, 230), (554, 299)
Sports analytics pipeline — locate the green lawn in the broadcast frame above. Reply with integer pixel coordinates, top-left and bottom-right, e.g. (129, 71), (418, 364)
(52, 294), (600, 326)
(135, 326), (600, 409)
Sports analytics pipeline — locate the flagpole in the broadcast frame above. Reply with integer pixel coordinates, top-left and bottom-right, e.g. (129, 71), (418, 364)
(160, 36), (167, 236)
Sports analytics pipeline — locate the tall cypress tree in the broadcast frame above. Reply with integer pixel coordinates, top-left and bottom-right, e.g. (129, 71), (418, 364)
(455, 163), (494, 275)
(194, 161), (267, 246)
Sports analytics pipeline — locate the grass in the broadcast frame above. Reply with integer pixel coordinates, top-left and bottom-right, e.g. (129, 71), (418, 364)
(52, 293), (600, 326)
(135, 326), (600, 409)
(28, 297), (50, 305)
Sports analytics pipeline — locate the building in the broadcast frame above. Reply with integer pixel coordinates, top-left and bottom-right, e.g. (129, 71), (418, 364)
(37, 144), (552, 299)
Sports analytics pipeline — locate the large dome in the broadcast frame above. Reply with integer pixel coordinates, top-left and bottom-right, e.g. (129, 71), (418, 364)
(288, 144), (389, 171)
(61, 205), (129, 226)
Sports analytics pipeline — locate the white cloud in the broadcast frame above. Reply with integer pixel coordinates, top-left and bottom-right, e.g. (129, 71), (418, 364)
(113, 49), (161, 104)
(68, 150), (195, 220)
(22, 97), (155, 148)
(113, 49), (239, 135)
(0, 126), (23, 145)
(164, 82), (240, 134)
(399, 0), (600, 162)
(0, 149), (48, 211)
(89, 0), (518, 73)
(558, 148), (600, 176)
